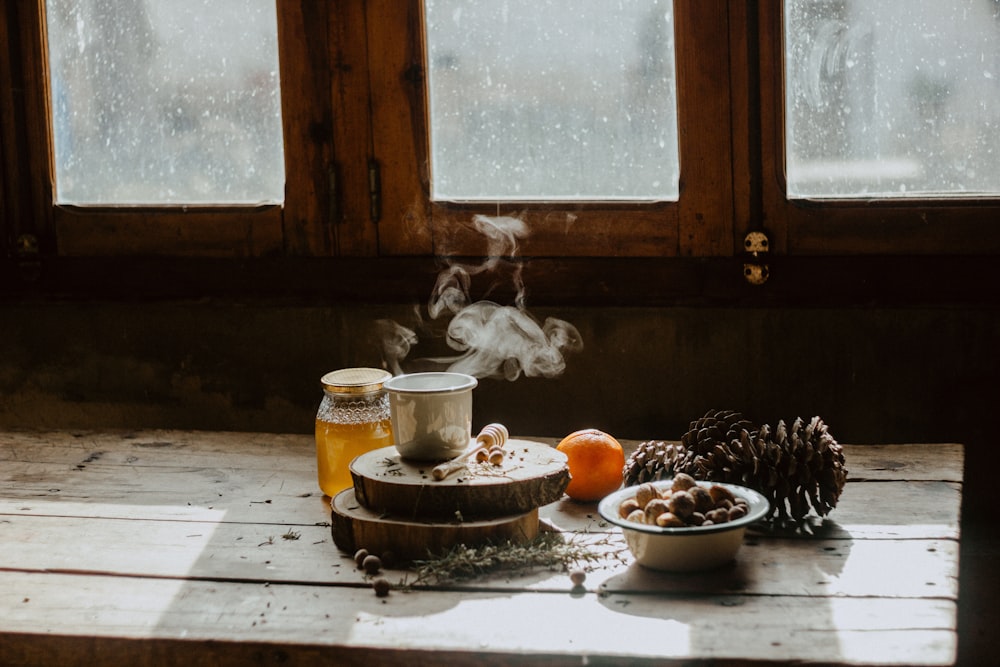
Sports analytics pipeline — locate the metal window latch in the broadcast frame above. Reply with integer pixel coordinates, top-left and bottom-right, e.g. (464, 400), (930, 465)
(16, 234), (38, 257)
(15, 234), (41, 283)
(742, 230), (770, 286)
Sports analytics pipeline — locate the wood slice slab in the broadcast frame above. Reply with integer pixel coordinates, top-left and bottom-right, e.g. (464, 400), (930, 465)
(349, 439), (570, 519)
(330, 488), (539, 561)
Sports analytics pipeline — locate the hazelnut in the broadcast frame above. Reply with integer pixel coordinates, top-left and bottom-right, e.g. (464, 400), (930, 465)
(474, 448), (490, 463)
(728, 504), (749, 520)
(667, 490), (696, 519)
(688, 511), (706, 526)
(626, 508), (646, 524)
(655, 512), (686, 528)
(634, 483), (658, 508)
(689, 486), (714, 514)
(570, 570), (587, 587)
(372, 577), (391, 597)
(671, 473), (697, 492)
(709, 484), (736, 505)
(706, 508), (730, 524)
(362, 554), (382, 575)
(353, 548), (369, 568)
(643, 498), (671, 523)
(618, 498), (641, 519)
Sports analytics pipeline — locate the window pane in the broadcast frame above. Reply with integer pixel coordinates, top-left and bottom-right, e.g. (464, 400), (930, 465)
(46, 0), (284, 205)
(785, 1), (1000, 198)
(423, 0), (679, 202)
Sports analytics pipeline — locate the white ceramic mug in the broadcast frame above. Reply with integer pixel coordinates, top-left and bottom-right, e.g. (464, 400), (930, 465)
(383, 372), (478, 460)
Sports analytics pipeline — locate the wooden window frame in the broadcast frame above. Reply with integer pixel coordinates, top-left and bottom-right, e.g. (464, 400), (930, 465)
(4, 0), (738, 261)
(3, 1), (348, 258)
(755, 2), (1000, 256)
(367, 0), (737, 259)
(2, 1), (999, 306)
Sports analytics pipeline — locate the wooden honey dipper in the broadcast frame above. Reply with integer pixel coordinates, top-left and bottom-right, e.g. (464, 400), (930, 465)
(431, 423), (509, 481)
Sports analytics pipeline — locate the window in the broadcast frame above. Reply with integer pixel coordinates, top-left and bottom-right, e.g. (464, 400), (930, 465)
(45, 0), (284, 206)
(784, 1), (1000, 199)
(423, 0), (679, 202)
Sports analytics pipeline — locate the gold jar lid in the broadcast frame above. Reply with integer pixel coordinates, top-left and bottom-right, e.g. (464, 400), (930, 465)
(320, 367), (392, 394)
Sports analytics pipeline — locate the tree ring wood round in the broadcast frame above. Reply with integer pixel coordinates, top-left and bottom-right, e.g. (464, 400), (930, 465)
(330, 488), (539, 561)
(349, 439), (570, 519)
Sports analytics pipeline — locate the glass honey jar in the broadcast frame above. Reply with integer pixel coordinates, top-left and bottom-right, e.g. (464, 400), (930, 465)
(314, 367), (393, 497)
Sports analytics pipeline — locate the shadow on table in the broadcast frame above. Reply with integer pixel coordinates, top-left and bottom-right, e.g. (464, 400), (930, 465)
(594, 519), (854, 659)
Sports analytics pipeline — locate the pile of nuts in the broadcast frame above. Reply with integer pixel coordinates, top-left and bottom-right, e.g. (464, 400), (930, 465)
(619, 473), (750, 528)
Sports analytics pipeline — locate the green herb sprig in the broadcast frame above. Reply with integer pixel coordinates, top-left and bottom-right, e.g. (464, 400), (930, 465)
(403, 532), (625, 587)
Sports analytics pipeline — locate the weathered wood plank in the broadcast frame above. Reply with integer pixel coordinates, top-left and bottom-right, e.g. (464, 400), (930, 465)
(0, 513), (958, 598)
(2, 462), (961, 541)
(0, 431), (965, 483)
(0, 571), (957, 666)
(838, 442), (964, 482)
(0, 430), (318, 471)
(540, 479), (962, 540)
(0, 431), (964, 539)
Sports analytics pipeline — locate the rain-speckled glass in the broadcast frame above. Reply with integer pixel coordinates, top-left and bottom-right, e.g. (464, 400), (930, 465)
(785, 1), (1000, 198)
(423, 0), (679, 201)
(46, 0), (284, 205)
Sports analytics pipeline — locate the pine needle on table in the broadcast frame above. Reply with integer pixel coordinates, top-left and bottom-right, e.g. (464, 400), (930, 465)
(403, 532), (625, 587)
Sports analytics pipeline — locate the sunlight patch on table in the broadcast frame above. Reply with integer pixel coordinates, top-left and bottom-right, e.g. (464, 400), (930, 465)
(348, 593), (691, 656)
(4, 503), (227, 578)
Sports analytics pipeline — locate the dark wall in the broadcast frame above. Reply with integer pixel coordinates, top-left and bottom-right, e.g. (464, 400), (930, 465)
(2, 299), (996, 490)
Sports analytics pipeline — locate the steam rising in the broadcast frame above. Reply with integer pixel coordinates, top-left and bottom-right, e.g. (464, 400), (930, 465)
(378, 214), (582, 380)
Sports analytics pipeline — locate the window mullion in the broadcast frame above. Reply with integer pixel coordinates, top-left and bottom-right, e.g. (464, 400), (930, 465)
(366, 0), (433, 256)
(4, 1), (55, 255)
(277, 2), (336, 256)
(329, 0), (381, 257)
(673, 0), (737, 258)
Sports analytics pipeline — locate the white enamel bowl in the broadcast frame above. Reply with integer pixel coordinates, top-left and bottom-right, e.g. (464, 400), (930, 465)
(598, 480), (770, 572)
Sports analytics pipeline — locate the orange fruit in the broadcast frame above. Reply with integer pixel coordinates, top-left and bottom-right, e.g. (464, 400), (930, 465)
(556, 429), (625, 502)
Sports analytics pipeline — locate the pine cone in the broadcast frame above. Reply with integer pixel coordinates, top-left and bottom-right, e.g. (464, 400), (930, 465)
(622, 409), (848, 523)
(680, 409), (759, 455)
(622, 439), (687, 486)
(623, 409), (760, 487)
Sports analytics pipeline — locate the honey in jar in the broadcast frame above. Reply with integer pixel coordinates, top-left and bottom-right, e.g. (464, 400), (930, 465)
(315, 367), (393, 497)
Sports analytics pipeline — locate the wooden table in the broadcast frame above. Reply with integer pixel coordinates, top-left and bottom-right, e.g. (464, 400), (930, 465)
(0, 431), (963, 666)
